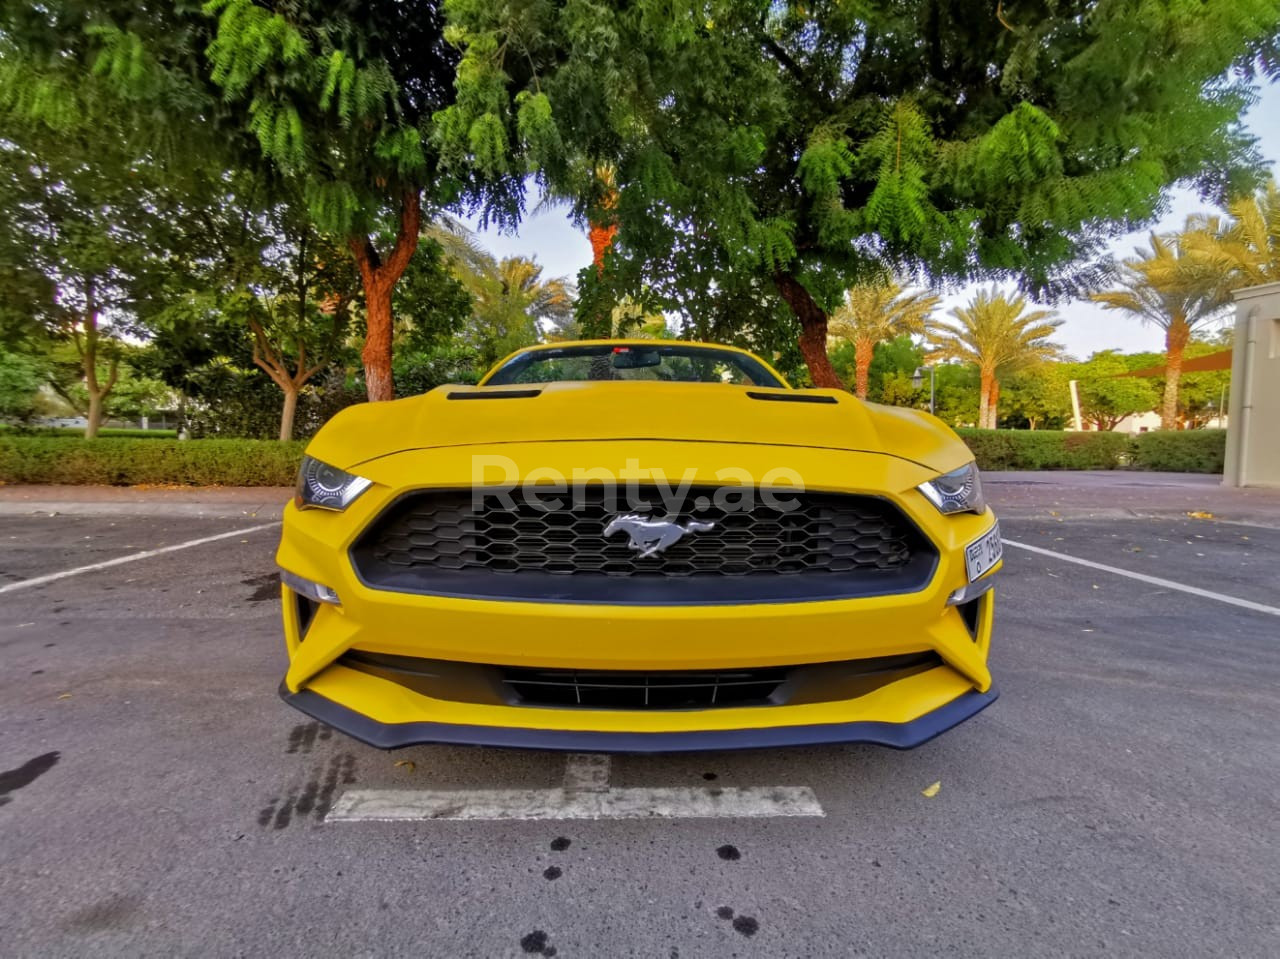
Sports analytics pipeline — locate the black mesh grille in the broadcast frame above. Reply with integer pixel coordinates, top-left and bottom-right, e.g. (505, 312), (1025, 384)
(339, 650), (946, 711)
(350, 486), (937, 604)
(503, 667), (787, 709)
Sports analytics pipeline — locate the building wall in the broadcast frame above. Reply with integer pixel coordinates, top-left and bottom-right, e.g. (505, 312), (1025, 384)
(1224, 281), (1280, 488)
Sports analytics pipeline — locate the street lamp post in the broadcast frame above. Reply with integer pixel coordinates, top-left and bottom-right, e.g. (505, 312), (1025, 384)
(912, 366), (935, 415)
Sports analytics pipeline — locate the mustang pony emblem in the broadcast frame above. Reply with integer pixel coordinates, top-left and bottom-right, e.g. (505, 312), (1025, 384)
(603, 513), (716, 558)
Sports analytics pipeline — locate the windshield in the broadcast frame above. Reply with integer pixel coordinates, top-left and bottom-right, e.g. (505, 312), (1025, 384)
(484, 344), (785, 388)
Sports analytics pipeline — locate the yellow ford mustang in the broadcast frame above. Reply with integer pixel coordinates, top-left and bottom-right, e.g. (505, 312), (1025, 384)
(276, 340), (1002, 751)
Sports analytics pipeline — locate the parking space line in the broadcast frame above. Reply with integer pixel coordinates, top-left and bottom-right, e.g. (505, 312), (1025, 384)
(327, 751), (824, 822)
(1005, 540), (1280, 617)
(0, 522), (281, 595)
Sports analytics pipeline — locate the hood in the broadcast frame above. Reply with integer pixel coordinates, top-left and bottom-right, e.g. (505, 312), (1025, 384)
(306, 382), (969, 474)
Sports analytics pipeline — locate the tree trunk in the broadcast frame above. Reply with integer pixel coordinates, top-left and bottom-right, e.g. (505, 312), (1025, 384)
(987, 379), (1001, 429)
(978, 367), (993, 428)
(1161, 321), (1190, 431)
(77, 277), (117, 439)
(279, 385), (299, 442)
(854, 338), (874, 399)
(774, 271), (843, 388)
(86, 391), (103, 440)
(348, 189), (422, 402)
(361, 277), (395, 401)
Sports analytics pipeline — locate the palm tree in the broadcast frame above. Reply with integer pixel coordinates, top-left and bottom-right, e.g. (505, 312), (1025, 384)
(928, 288), (1063, 429)
(828, 280), (939, 398)
(1181, 179), (1280, 290)
(1090, 233), (1227, 430)
(425, 221), (575, 366)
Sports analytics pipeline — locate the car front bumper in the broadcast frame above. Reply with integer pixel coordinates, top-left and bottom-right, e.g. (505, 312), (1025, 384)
(275, 441), (1001, 751)
(280, 680), (998, 752)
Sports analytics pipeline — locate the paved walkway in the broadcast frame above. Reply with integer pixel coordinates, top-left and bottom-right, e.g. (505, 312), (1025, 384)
(984, 471), (1280, 526)
(2, 472), (1278, 524)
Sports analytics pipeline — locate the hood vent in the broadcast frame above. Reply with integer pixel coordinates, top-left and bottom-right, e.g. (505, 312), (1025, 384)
(447, 389), (542, 400)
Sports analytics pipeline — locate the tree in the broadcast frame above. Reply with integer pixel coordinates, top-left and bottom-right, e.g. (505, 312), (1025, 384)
(0, 346), (47, 422)
(0, 115), (166, 437)
(1183, 179), (1280, 290)
(1067, 352), (1162, 431)
(1090, 234), (1228, 430)
(1175, 341), (1233, 428)
(429, 223), (574, 368)
(1001, 361), (1072, 430)
(928, 289), (1063, 429)
(194, 0), (468, 401)
(828, 281), (938, 398)
(440, 0), (1278, 386)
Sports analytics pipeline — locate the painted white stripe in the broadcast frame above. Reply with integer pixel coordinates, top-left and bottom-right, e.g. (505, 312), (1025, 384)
(328, 749), (823, 822)
(0, 522), (281, 595)
(326, 785), (825, 822)
(1005, 539), (1280, 618)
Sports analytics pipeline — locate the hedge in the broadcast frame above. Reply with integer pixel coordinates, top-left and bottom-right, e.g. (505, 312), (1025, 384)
(0, 430), (1229, 486)
(0, 438), (304, 486)
(1128, 429), (1227, 473)
(0, 426), (178, 439)
(956, 428), (1226, 472)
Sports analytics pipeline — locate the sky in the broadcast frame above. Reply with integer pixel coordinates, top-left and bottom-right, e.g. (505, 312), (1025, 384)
(466, 84), (1280, 360)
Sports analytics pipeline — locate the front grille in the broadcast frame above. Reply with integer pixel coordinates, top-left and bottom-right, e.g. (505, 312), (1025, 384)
(339, 650), (946, 711)
(503, 667), (787, 709)
(350, 486), (937, 604)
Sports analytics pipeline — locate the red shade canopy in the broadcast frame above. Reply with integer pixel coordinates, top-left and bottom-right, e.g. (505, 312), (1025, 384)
(1120, 349), (1233, 378)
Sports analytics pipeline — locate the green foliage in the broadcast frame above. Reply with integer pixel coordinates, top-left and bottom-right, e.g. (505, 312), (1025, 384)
(0, 437), (303, 485)
(198, 0), (454, 234)
(0, 426), (178, 439)
(957, 430), (1132, 471)
(1130, 430), (1227, 473)
(955, 429), (1227, 473)
(865, 335), (924, 402)
(393, 343), (484, 397)
(931, 363), (981, 427)
(1067, 351), (1163, 431)
(1175, 342), (1233, 428)
(999, 362), (1072, 431)
(0, 347), (48, 421)
(440, 0), (1278, 358)
(394, 237), (474, 352)
(427, 222), (574, 368)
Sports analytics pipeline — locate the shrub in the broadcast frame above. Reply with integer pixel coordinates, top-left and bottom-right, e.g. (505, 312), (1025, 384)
(0, 429), (1229, 486)
(1129, 429), (1226, 473)
(956, 429), (1131, 470)
(0, 426), (178, 439)
(0, 438), (304, 486)
(956, 428), (1226, 473)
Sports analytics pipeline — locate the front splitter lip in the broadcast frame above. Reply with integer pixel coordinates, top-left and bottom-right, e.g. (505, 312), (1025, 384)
(278, 682), (998, 753)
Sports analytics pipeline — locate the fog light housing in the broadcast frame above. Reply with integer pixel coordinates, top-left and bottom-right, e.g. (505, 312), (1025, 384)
(281, 569), (341, 606)
(946, 576), (995, 607)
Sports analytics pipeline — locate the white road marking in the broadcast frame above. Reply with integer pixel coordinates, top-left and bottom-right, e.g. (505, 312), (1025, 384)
(0, 522), (281, 595)
(1005, 539), (1280, 618)
(327, 751), (824, 822)
(326, 785), (825, 822)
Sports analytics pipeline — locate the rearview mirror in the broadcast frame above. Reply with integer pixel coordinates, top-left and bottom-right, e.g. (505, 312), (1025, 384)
(611, 348), (662, 369)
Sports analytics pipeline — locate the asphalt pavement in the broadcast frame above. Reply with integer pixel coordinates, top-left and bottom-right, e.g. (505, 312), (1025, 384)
(1, 476), (1278, 957)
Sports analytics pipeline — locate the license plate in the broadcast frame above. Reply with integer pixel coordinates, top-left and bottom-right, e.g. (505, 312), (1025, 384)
(964, 522), (1003, 582)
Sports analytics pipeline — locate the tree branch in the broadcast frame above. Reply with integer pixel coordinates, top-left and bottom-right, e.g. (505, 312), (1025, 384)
(759, 32), (809, 88)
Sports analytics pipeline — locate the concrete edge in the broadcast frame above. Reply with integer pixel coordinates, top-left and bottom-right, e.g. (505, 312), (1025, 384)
(995, 506), (1280, 530)
(0, 501), (288, 519)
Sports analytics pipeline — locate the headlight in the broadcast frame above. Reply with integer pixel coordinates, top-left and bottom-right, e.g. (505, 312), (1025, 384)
(295, 455), (372, 511)
(918, 461), (985, 515)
